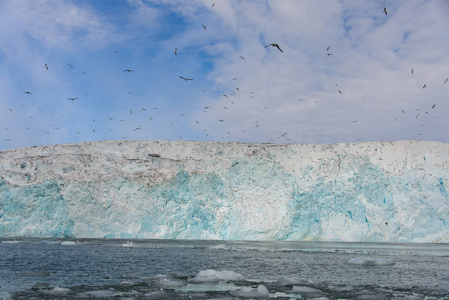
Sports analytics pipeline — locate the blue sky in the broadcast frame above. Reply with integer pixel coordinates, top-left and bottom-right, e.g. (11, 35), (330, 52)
(1, 0), (448, 151)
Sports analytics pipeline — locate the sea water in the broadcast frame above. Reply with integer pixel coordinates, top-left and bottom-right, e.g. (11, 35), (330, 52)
(0, 239), (448, 299)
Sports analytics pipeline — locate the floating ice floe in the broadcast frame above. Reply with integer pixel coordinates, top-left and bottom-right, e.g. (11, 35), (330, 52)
(43, 286), (71, 294)
(61, 241), (77, 245)
(348, 257), (395, 266)
(159, 278), (187, 287)
(122, 241), (136, 247)
(230, 284), (269, 298)
(188, 269), (245, 283)
(120, 280), (134, 286)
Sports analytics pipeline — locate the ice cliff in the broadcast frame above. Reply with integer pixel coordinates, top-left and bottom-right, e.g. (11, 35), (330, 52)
(1, 140), (448, 242)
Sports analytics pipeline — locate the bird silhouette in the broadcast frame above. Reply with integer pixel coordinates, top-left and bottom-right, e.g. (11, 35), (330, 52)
(174, 48), (177, 55)
(265, 43), (283, 53)
(123, 69), (134, 72)
(383, 7), (387, 16)
(67, 97), (78, 101)
(45, 63), (48, 70)
(23, 91), (32, 95)
(444, 78), (448, 83)
(179, 76), (193, 81)
(202, 25), (207, 30)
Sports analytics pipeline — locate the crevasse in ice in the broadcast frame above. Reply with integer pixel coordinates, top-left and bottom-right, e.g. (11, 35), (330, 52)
(0, 140), (448, 242)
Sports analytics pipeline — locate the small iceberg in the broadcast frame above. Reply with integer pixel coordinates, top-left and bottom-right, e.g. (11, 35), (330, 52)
(1, 240), (20, 243)
(122, 241), (136, 247)
(230, 284), (269, 298)
(61, 241), (77, 246)
(43, 286), (71, 294)
(158, 278), (187, 288)
(348, 257), (395, 266)
(187, 269), (245, 283)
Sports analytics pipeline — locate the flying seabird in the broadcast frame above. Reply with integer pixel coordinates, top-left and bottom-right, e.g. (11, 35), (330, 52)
(411, 68), (414, 74)
(123, 69), (134, 72)
(23, 91), (32, 94)
(240, 55), (245, 60)
(179, 76), (193, 81)
(265, 43), (283, 53)
(174, 48), (177, 55)
(423, 84), (426, 89)
(326, 46), (330, 51)
(45, 63), (48, 70)
(68, 64), (74, 68)
(202, 25), (207, 30)
(444, 78), (448, 83)
(383, 7), (387, 16)
(67, 97), (78, 101)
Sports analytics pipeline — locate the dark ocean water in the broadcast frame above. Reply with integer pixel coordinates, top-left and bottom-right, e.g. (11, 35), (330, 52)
(1, 238), (449, 299)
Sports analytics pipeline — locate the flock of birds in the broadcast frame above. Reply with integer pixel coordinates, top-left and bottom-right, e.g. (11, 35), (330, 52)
(3, 4), (448, 147)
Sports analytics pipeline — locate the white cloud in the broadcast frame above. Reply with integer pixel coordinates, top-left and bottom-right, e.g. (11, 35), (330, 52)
(0, 0), (121, 51)
(0, 0), (448, 150)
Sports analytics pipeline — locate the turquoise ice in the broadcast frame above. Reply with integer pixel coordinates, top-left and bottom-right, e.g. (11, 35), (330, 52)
(0, 140), (448, 242)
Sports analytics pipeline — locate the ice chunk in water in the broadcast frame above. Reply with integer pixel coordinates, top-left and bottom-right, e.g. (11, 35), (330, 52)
(122, 241), (136, 247)
(43, 286), (71, 294)
(348, 257), (395, 266)
(257, 284), (269, 295)
(61, 241), (77, 246)
(230, 284), (269, 298)
(159, 278), (186, 287)
(188, 269), (245, 283)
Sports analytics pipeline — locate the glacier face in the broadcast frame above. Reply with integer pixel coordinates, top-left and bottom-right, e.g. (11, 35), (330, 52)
(0, 140), (448, 242)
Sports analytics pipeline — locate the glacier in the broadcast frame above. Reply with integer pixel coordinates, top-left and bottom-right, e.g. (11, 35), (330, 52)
(0, 140), (448, 242)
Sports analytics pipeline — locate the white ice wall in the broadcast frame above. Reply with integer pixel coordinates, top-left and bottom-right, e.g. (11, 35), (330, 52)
(1, 140), (448, 242)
